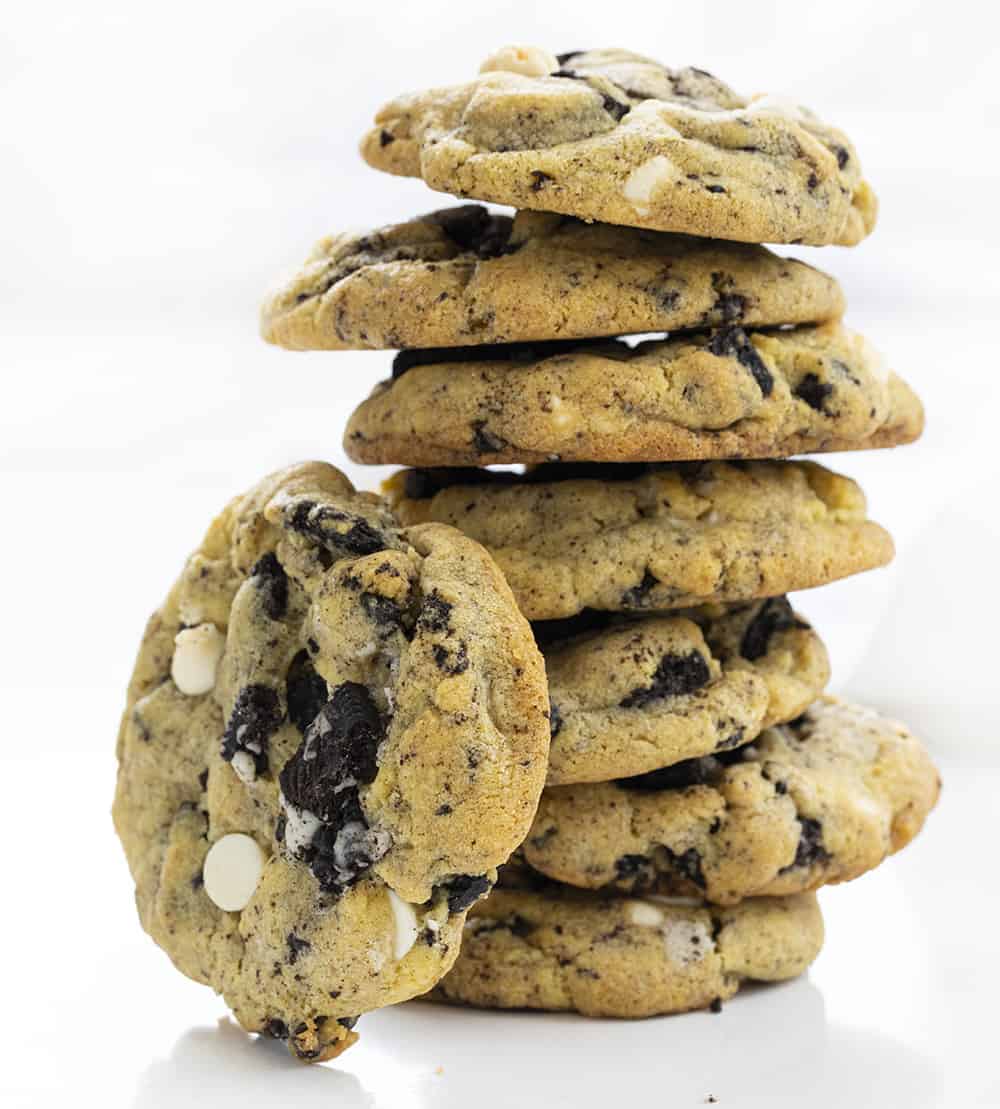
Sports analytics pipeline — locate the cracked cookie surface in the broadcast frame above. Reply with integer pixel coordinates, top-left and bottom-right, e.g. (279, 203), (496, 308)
(113, 462), (549, 1061)
(386, 461), (894, 621)
(361, 48), (876, 246)
(262, 205), (843, 351)
(539, 596), (830, 785)
(521, 697), (940, 904)
(347, 322), (922, 465)
(426, 884), (823, 1017)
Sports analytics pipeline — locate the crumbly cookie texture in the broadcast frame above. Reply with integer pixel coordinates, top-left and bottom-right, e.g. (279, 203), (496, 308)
(262, 206), (844, 351)
(347, 323), (922, 466)
(522, 697), (940, 905)
(426, 886), (823, 1017)
(537, 596), (830, 785)
(361, 48), (876, 246)
(385, 461), (894, 621)
(113, 462), (549, 1062)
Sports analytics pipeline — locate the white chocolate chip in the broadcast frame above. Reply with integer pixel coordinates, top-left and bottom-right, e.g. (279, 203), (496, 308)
(230, 750), (257, 785)
(623, 156), (675, 217)
(387, 890), (420, 960)
(662, 918), (712, 966)
(203, 833), (265, 912)
(171, 623), (225, 695)
(479, 45), (559, 78)
(627, 900), (666, 927)
(542, 394), (575, 431)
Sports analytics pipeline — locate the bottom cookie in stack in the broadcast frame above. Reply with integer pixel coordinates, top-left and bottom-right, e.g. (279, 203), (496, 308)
(427, 698), (939, 1019)
(427, 878), (823, 1018)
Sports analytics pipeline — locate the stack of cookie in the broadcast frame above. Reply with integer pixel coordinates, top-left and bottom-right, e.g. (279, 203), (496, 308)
(113, 47), (941, 1066)
(263, 48), (940, 1021)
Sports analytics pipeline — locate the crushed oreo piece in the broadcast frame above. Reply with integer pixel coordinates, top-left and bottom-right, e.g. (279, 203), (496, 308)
(617, 750), (743, 792)
(739, 597), (807, 661)
(286, 651), (329, 736)
(250, 552), (289, 621)
(425, 205), (514, 258)
(621, 569), (660, 609)
(418, 592), (453, 633)
(664, 846), (706, 888)
(286, 932), (311, 965)
(286, 499), (389, 557)
(441, 874), (491, 913)
(784, 817), (829, 870)
(794, 372), (835, 413)
(620, 650), (711, 708)
(280, 683), (384, 818)
(471, 421), (508, 454)
(221, 684), (282, 774)
(707, 326), (773, 396)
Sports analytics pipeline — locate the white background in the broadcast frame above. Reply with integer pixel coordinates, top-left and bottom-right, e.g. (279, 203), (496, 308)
(3, 2), (997, 1105)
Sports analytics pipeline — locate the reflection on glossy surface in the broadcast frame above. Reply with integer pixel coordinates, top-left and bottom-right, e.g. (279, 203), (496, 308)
(133, 1020), (371, 1107)
(131, 980), (940, 1109)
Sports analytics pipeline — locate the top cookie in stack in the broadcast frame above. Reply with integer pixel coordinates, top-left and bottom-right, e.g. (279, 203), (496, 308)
(263, 48), (922, 468)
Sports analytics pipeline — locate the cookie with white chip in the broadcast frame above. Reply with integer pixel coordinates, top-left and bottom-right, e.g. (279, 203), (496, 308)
(262, 205), (844, 351)
(521, 697), (940, 904)
(361, 48), (876, 246)
(539, 596), (830, 786)
(386, 460), (894, 621)
(113, 462), (550, 1061)
(346, 323), (922, 465)
(427, 884), (824, 1017)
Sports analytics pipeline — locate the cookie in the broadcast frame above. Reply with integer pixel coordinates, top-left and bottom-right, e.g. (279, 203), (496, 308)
(361, 48), (876, 246)
(426, 885), (823, 1017)
(539, 596), (830, 785)
(112, 462), (550, 1062)
(386, 461), (894, 621)
(262, 206), (844, 351)
(346, 323), (922, 466)
(521, 697), (940, 905)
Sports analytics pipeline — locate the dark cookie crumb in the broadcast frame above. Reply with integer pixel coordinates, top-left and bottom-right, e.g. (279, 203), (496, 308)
(286, 932), (311, 965)
(433, 641), (469, 675)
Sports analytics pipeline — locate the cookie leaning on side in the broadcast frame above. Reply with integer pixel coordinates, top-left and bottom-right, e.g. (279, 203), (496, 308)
(113, 463), (550, 1061)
